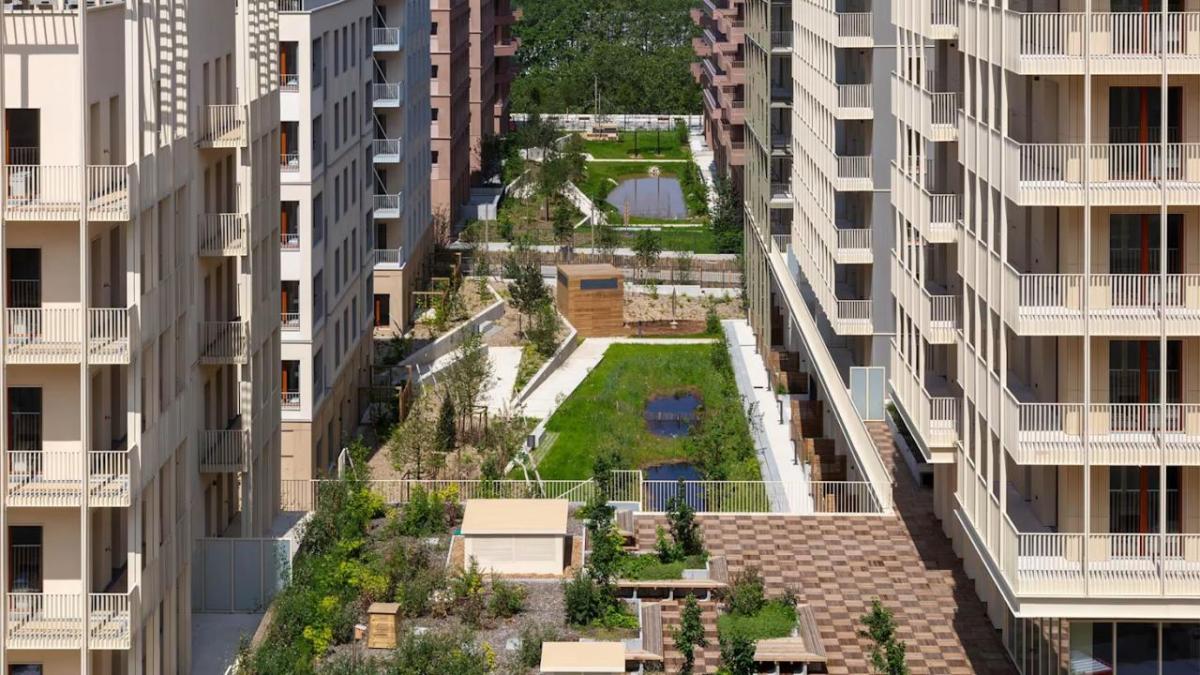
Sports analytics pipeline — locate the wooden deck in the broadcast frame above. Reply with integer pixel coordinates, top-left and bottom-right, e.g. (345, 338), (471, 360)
(754, 605), (827, 664)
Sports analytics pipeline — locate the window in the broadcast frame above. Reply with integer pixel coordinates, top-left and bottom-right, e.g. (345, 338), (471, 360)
(333, 30), (340, 73)
(282, 360), (300, 408)
(311, 37), (323, 88)
(334, 246), (342, 294)
(8, 526), (42, 592)
(374, 294), (390, 327)
(333, 102), (340, 149)
(313, 271), (325, 318)
(312, 115), (323, 166)
(432, 107), (439, 121)
(431, 21), (438, 36)
(313, 194), (325, 243)
(281, 201), (299, 248)
(432, 150), (439, 166)
(314, 349), (326, 396)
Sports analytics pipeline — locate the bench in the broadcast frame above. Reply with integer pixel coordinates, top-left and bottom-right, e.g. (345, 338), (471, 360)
(753, 605), (827, 671)
(615, 578), (727, 601)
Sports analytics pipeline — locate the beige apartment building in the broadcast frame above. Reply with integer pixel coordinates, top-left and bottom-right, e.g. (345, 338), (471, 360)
(432, 0), (472, 232)
(0, 0), (281, 672)
(277, 0), (378, 481)
(468, 0), (518, 178)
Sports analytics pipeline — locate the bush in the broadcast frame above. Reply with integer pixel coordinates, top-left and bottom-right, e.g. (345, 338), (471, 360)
(666, 480), (703, 557)
(393, 485), (460, 537)
(705, 306), (722, 335)
(717, 599), (796, 642)
(618, 552), (707, 581)
(673, 594), (707, 675)
(512, 622), (562, 670)
(453, 557), (487, 626)
(391, 629), (492, 674)
(563, 569), (611, 626)
(718, 632), (757, 675)
(489, 576), (528, 618)
(724, 568), (766, 617)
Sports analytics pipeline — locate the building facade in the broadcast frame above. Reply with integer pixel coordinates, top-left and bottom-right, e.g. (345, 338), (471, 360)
(892, 0), (1200, 669)
(0, 0), (281, 671)
(371, 0), (434, 335)
(468, 0), (518, 179)
(431, 0), (471, 233)
(278, 0), (378, 481)
(692, 0), (748, 185)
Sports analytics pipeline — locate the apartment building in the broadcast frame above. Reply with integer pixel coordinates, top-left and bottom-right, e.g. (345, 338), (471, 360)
(278, 0), (378, 481)
(467, 0), (518, 178)
(692, 0), (748, 185)
(490, 0), (519, 138)
(0, 0), (281, 671)
(431, 0), (471, 232)
(372, 0), (434, 335)
(890, 0), (1200, 668)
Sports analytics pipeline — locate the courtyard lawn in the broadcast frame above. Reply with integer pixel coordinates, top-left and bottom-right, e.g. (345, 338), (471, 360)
(620, 227), (717, 253)
(579, 161), (709, 222)
(582, 132), (691, 160)
(534, 343), (758, 481)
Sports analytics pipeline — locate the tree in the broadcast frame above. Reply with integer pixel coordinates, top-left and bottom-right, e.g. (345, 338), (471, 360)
(444, 329), (494, 425)
(672, 594), (707, 675)
(436, 392), (457, 454)
(596, 222), (619, 262)
(525, 300), (562, 357)
(666, 479), (703, 557)
(632, 229), (662, 281)
(389, 396), (439, 479)
(718, 632), (756, 675)
(509, 263), (549, 334)
(676, 250), (695, 285)
(552, 201), (575, 253)
(709, 176), (744, 254)
(859, 599), (910, 675)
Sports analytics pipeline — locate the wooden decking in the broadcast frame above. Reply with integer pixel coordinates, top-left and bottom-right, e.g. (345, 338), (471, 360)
(754, 605), (827, 665)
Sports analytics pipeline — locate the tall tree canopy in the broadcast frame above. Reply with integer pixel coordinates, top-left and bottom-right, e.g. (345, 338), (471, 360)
(512, 0), (701, 114)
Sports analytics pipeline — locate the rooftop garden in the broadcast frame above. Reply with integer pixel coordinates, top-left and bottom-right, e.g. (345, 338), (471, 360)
(580, 130), (692, 160)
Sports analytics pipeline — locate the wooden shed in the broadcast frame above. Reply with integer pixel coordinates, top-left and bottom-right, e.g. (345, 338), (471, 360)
(539, 641), (627, 674)
(555, 264), (624, 337)
(461, 499), (570, 575)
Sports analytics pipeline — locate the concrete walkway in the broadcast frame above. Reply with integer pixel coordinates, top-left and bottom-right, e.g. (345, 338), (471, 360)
(521, 337), (718, 420)
(483, 346), (523, 413)
(688, 131), (718, 210)
(722, 320), (812, 512)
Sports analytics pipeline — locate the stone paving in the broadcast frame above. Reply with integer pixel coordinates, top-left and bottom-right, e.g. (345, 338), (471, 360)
(635, 422), (1017, 675)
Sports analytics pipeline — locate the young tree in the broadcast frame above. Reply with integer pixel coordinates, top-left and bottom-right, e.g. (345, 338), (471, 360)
(525, 300), (562, 357)
(596, 222), (620, 262)
(444, 329), (494, 425)
(719, 632), (757, 675)
(709, 177), (744, 254)
(389, 397), (437, 479)
(859, 599), (910, 675)
(509, 263), (549, 334)
(666, 479), (703, 557)
(436, 392), (457, 454)
(672, 594), (707, 675)
(632, 229), (662, 281)
(552, 201), (575, 253)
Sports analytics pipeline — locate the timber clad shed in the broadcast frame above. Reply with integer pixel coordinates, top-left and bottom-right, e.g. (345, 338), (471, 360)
(539, 641), (627, 674)
(555, 264), (624, 336)
(461, 499), (570, 575)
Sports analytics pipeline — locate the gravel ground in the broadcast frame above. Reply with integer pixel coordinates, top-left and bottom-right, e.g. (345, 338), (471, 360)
(624, 290), (740, 323)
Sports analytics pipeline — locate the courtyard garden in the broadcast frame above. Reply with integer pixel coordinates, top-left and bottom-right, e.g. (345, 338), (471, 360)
(580, 129), (692, 160)
(531, 340), (758, 482)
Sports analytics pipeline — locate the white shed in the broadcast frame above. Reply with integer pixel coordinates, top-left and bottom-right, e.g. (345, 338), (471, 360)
(460, 499), (570, 575)
(539, 641), (626, 674)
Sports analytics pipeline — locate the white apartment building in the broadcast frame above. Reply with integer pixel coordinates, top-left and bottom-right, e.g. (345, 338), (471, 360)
(277, 0), (378, 481)
(371, 0), (433, 335)
(0, 0), (281, 672)
(891, 0), (1200, 670)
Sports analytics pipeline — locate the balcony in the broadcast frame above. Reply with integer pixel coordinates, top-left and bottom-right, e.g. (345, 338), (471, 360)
(892, 0), (958, 39)
(702, 89), (724, 121)
(281, 230), (300, 250)
(5, 592), (132, 650)
(281, 312), (300, 331)
(5, 449), (131, 507)
(279, 72), (299, 92)
(373, 248), (404, 270)
(282, 390), (301, 411)
(835, 227), (872, 264)
(372, 138), (402, 163)
(835, 12), (873, 47)
(199, 321), (249, 365)
(373, 193), (403, 219)
(769, 182), (792, 206)
(961, 9), (1200, 76)
(1002, 269), (1200, 336)
(693, 35), (713, 58)
(889, 164), (959, 243)
(4, 165), (130, 222)
(891, 255), (957, 344)
(371, 82), (404, 108)
(771, 30), (792, 51)
(5, 307), (130, 365)
(1004, 394), (1200, 466)
(834, 298), (873, 335)
(835, 155), (873, 191)
(890, 341), (960, 449)
(200, 424), (251, 473)
(959, 113), (1200, 206)
(280, 152), (300, 173)
(495, 37), (520, 58)
(835, 84), (872, 119)
(196, 104), (247, 148)
(372, 27), (403, 52)
(891, 73), (958, 142)
(198, 213), (249, 257)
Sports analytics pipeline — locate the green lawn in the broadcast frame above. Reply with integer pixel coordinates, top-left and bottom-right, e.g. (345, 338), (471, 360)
(717, 600), (798, 642)
(616, 227), (717, 254)
(582, 132), (691, 160)
(534, 343), (756, 480)
(616, 553), (709, 580)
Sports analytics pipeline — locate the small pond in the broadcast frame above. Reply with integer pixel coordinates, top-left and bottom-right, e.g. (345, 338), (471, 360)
(644, 393), (701, 438)
(606, 175), (688, 219)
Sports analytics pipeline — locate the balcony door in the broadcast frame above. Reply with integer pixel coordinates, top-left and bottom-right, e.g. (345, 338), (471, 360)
(1110, 466), (1180, 536)
(7, 248), (40, 308)
(8, 387), (42, 463)
(7, 526), (42, 592)
(1110, 214), (1181, 275)
(1109, 87), (1182, 180)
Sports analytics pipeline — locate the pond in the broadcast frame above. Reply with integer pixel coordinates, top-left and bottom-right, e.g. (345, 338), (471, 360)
(644, 392), (701, 438)
(606, 175), (688, 219)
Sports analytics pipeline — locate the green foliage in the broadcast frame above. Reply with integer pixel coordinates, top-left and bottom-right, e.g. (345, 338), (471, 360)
(444, 329), (495, 424)
(392, 485), (459, 537)
(595, 222), (620, 259)
(488, 576), (528, 618)
(509, 261), (550, 333)
(585, 510), (625, 587)
(552, 201), (575, 248)
(562, 569), (612, 626)
(525, 300), (562, 357)
(724, 567), (766, 617)
(513, 622), (562, 670)
(705, 306), (722, 335)
(717, 599), (797, 642)
(616, 552), (707, 581)
(436, 391), (457, 453)
(453, 557), (487, 626)
(678, 160), (709, 217)
(718, 632), (758, 675)
(709, 177), (744, 254)
(666, 479), (704, 557)
(675, 120), (690, 146)
(673, 594), (708, 675)
(389, 629), (493, 674)
(510, 0), (700, 114)
(859, 599), (910, 675)
(632, 229), (663, 278)
(513, 344), (549, 394)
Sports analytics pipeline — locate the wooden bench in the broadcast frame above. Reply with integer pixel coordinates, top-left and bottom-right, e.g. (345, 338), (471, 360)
(707, 555), (730, 584)
(638, 602), (664, 658)
(615, 578), (727, 601)
(753, 605), (828, 671)
(615, 509), (637, 549)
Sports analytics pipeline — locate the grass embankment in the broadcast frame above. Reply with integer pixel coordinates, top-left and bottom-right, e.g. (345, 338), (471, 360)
(534, 342), (757, 481)
(582, 132), (691, 160)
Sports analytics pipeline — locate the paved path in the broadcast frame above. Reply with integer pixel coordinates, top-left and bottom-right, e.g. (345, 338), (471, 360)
(520, 337), (718, 420)
(722, 320), (811, 511)
(483, 346), (523, 413)
(689, 130), (718, 210)
(635, 423), (1017, 675)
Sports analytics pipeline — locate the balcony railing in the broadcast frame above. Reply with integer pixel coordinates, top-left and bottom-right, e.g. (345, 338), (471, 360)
(372, 138), (402, 162)
(4, 165), (130, 221)
(373, 248), (404, 269)
(770, 30), (792, 49)
(890, 342), (959, 448)
(836, 156), (872, 183)
(837, 84), (872, 110)
(281, 231), (300, 250)
(5, 450), (131, 507)
(196, 104), (247, 148)
(769, 182), (792, 202)
(373, 193), (403, 217)
(372, 27), (403, 51)
(1010, 531), (1200, 597)
(6, 307), (130, 365)
(930, 0), (958, 27)
(281, 312), (301, 330)
(5, 592), (131, 650)
(1007, 271), (1200, 334)
(836, 12), (872, 39)
(837, 228), (871, 252)
(282, 390), (301, 410)
(280, 153), (300, 172)
(200, 428), (251, 473)
(200, 321), (248, 364)
(198, 213), (249, 257)
(371, 82), (403, 107)
(1007, 11), (1200, 70)
(279, 73), (299, 92)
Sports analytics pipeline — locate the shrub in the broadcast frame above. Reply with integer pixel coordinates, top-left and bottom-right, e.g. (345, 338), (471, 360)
(705, 305), (722, 335)
(453, 557), (487, 626)
(562, 569), (610, 626)
(724, 568), (766, 617)
(488, 576), (528, 618)
(436, 391), (457, 453)
(719, 632), (757, 675)
(525, 300), (562, 357)
(666, 480), (703, 557)
(392, 629), (492, 675)
(859, 599), (910, 675)
(393, 485), (461, 537)
(673, 594), (707, 675)
(513, 622), (561, 670)
(655, 525), (681, 563)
